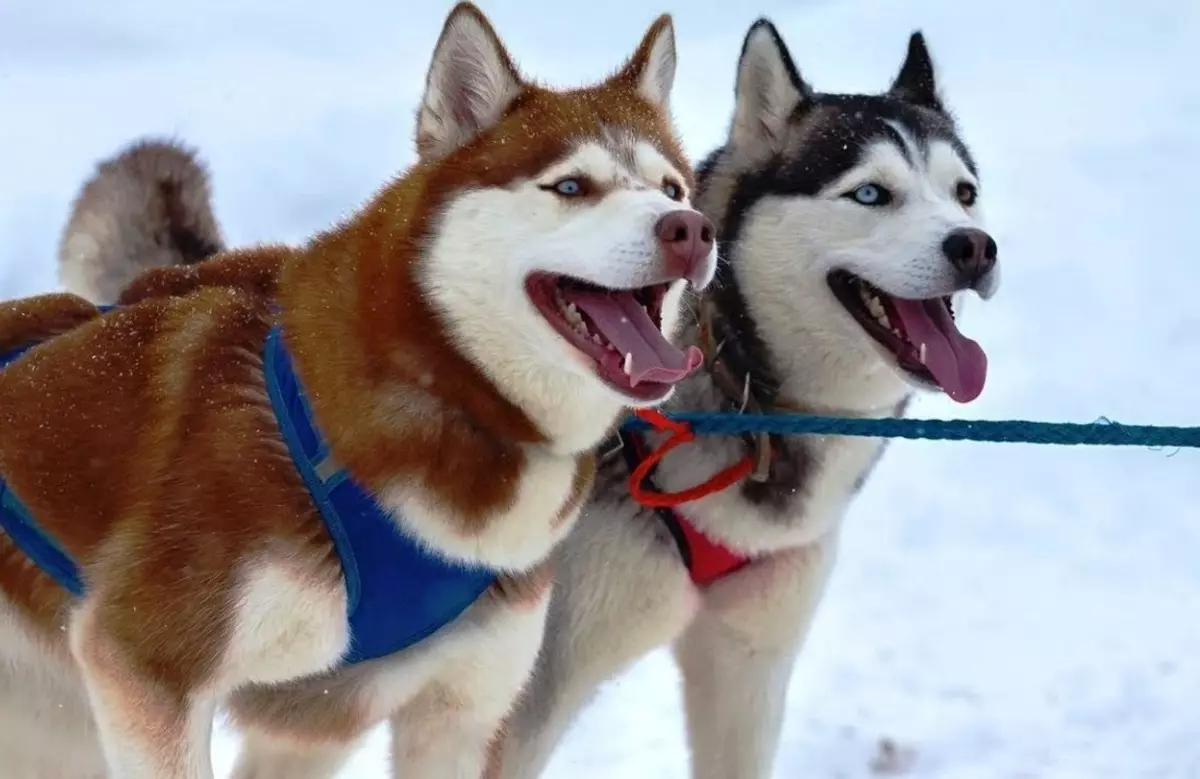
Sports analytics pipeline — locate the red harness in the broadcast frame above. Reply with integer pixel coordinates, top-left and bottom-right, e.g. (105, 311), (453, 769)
(618, 409), (753, 587)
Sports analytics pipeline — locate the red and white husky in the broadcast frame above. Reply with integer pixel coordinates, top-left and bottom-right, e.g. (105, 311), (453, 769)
(1, 4), (714, 777)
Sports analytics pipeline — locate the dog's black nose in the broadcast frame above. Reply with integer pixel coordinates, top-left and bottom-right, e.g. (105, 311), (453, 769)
(942, 227), (997, 289)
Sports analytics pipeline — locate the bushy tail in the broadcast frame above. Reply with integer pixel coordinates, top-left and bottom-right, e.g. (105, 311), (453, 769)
(57, 138), (226, 304)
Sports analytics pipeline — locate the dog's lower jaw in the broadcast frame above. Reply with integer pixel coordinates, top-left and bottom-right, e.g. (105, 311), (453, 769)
(769, 321), (917, 415)
(541, 385), (628, 457)
(485, 363), (631, 457)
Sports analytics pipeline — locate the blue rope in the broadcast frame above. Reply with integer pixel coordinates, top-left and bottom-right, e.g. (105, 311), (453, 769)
(619, 412), (1200, 449)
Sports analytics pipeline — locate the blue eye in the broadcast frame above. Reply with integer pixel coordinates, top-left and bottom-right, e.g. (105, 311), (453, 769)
(662, 180), (682, 200)
(846, 183), (892, 206)
(553, 178), (582, 196)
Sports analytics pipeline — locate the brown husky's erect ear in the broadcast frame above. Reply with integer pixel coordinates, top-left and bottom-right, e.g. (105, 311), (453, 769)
(416, 2), (525, 161)
(613, 14), (677, 108)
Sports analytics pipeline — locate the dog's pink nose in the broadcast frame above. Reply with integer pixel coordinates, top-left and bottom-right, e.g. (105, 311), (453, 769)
(655, 210), (714, 284)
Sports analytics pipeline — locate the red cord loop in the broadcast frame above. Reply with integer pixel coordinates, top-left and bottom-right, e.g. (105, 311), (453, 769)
(627, 409), (754, 508)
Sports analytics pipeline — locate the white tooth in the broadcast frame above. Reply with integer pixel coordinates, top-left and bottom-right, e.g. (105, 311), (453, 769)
(593, 334), (603, 344)
(622, 352), (633, 375)
(918, 342), (927, 363)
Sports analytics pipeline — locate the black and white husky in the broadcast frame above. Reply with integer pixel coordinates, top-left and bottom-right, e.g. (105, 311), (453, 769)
(494, 18), (1000, 779)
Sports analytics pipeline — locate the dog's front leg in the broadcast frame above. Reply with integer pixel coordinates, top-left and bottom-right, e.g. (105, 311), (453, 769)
(229, 733), (360, 779)
(70, 601), (218, 779)
(673, 534), (839, 779)
(491, 511), (701, 779)
(391, 692), (503, 779)
(390, 577), (555, 779)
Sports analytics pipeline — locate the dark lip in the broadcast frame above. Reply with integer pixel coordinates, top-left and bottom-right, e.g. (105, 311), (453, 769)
(826, 269), (953, 385)
(524, 271), (675, 402)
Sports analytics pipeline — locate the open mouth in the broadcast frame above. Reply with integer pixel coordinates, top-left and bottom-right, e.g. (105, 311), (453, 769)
(827, 270), (988, 403)
(525, 272), (703, 401)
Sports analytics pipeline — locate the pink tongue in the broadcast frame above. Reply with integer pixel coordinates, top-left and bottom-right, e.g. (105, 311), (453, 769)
(565, 290), (703, 386)
(889, 298), (988, 403)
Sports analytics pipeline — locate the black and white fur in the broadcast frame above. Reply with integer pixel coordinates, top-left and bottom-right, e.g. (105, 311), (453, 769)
(495, 20), (999, 778)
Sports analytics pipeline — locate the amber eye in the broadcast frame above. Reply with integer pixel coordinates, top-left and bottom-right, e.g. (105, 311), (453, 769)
(956, 181), (978, 207)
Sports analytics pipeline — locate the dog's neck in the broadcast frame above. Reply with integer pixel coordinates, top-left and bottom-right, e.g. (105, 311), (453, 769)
(644, 286), (913, 507)
(678, 289), (912, 419)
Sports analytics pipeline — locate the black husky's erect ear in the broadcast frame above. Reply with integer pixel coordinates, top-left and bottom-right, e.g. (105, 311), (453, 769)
(888, 31), (943, 112)
(730, 19), (812, 152)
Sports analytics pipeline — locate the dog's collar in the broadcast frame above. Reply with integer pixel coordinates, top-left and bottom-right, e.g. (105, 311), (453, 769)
(592, 289), (788, 586)
(263, 327), (496, 664)
(696, 293), (807, 485)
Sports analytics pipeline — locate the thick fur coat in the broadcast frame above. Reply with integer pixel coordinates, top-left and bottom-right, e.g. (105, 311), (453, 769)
(4, 4), (715, 778)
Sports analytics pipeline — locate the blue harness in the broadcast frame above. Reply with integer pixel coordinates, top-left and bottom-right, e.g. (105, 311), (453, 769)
(0, 315), (496, 665)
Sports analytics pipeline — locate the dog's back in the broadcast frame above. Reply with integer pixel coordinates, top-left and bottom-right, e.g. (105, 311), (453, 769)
(58, 138), (225, 305)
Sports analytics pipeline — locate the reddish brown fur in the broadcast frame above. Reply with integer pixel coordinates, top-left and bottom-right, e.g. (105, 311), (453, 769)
(117, 246), (292, 305)
(0, 287), (333, 696)
(0, 3), (689, 768)
(0, 294), (107, 633)
(276, 69), (687, 533)
(0, 293), (101, 352)
(228, 673), (374, 746)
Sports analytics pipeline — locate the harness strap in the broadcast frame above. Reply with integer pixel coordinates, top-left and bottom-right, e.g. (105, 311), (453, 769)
(615, 426), (751, 587)
(0, 318), (495, 667)
(0, 487), (84, 596)
(0, 341), (85, 596)
(616, 431), (693, 572)
(264, 327), (496, 664)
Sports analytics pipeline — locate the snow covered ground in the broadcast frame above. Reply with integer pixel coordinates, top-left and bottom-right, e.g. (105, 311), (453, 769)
(2, 0), (1199, 776)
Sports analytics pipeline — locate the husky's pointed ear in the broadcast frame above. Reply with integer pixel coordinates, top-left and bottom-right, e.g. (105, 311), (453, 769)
(731, 19), (810, 152)
(615, 14), (677, 108)
(416, 3), (524, 161)
(888, 32), (943, 111)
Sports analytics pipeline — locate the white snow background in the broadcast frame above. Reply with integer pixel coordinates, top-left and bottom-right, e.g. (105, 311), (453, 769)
(2, 0), (1199, 776)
